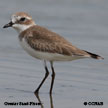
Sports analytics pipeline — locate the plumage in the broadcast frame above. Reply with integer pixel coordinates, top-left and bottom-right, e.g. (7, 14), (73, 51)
(19, 25), (90, 58)
(3, 12), (103, 94)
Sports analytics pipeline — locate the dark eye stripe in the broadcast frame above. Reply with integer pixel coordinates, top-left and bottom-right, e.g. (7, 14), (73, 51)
(20, 17), (26, 21)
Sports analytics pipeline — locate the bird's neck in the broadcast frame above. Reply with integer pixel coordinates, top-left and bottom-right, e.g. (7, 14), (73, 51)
(13, 23), (36, 34)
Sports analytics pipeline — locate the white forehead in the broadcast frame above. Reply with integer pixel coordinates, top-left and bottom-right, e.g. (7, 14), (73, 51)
(11, 15), (31, 23)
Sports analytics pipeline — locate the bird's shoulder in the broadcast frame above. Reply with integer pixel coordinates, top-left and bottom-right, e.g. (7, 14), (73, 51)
(19, 25), (71, 44)
(19, 25), (88, 56)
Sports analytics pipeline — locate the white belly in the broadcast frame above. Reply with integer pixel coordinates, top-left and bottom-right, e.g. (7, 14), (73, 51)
(19, 38), (83, 61)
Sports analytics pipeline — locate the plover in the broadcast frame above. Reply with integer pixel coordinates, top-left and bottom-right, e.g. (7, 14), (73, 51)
(3, 12), (103, 94)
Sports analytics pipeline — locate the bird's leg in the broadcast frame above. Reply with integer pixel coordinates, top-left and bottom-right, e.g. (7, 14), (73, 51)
(34, 93), (44, 108)
(49, 93), (54, 108)
(34, 60), (49, 94)
(49, 62), (55, 94)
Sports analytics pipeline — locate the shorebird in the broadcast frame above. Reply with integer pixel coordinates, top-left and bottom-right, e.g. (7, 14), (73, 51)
(3, 12), (103, 94)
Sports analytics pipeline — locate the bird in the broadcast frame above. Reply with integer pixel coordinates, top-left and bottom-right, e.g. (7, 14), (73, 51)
(3, 12), (103, 94)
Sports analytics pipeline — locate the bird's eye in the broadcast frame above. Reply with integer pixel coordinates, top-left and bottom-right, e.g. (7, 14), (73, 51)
(20, 17), (26, 21)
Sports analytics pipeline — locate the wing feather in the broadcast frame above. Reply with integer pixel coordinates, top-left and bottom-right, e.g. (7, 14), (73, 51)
(20, 25), (89, 56)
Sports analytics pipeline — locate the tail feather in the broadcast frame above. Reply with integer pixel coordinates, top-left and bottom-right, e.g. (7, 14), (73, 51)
(83, 50), (104, 60)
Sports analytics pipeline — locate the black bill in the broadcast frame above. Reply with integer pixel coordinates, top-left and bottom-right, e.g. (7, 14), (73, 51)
(3, 21), (14, 28)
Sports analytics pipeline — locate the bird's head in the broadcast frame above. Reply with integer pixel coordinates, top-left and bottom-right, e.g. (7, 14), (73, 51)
(3, 12), (35, 33)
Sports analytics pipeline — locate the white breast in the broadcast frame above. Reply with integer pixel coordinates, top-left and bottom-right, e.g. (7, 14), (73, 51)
(19, 38), (84, 61)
